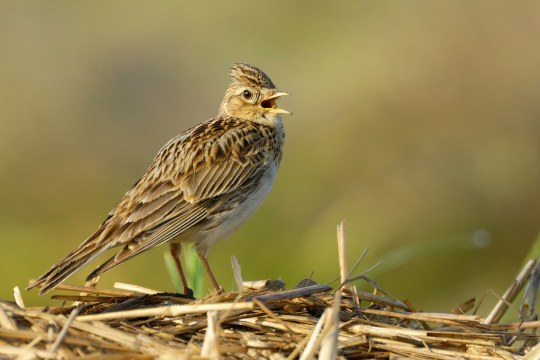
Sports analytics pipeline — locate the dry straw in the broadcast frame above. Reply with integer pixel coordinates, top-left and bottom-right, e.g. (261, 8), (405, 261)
(1, 222), (539, 359)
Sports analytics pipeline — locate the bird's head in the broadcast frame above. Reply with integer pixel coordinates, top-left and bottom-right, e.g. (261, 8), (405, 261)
(219, 63), (290, 124)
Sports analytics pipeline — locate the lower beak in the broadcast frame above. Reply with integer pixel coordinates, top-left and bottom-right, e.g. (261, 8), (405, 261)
(262, 92), (291, 115)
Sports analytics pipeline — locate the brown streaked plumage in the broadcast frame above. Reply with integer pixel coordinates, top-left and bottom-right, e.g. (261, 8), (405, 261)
(28, 63), (290, 295)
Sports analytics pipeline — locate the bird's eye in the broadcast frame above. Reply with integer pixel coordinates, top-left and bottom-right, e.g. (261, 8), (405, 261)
(242, 89), (253, 100)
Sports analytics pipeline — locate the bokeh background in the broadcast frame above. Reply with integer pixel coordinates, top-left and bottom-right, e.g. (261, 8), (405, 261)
(1, 2), (539, 311)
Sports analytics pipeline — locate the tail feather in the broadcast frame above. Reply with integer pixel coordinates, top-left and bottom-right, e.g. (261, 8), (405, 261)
(85, 252), (122, 281)
(27, 239), (110, 295)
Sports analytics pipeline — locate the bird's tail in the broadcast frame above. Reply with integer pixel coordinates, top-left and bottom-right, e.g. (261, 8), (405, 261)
(27, 235), (110, 295)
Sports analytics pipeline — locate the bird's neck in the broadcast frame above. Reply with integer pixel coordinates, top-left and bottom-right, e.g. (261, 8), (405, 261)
(253, 113), (283, 128)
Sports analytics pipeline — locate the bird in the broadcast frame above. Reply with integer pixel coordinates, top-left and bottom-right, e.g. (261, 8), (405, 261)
(27, 63), (290, 296)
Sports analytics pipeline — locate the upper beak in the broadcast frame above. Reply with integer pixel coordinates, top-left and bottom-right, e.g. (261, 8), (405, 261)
(261, 91), (291, 115)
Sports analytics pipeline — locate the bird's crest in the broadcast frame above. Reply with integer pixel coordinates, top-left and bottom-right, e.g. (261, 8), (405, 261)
(230, 63), (276, 89)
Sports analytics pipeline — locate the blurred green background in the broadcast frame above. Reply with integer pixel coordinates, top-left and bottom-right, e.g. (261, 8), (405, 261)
(1, 2), (539, 312)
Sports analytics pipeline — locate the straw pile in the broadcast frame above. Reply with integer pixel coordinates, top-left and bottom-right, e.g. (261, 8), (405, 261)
(1, 224), (539, 359)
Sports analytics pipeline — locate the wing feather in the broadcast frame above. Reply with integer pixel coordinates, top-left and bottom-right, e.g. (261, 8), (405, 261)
(86, 200), (211, 278)
(102, 123), (268, 250)
(182, 157), (260, 202)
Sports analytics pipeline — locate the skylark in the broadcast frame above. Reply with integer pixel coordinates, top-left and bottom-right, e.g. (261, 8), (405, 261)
(28, 63), (290, 295)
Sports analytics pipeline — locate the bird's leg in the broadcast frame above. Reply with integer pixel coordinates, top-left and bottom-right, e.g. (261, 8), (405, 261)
(169, 243), (193, 296)
(197, 251), (223, 294)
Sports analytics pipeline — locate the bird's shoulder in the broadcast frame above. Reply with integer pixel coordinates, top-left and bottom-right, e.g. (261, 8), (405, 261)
(156, 115), (282, 176)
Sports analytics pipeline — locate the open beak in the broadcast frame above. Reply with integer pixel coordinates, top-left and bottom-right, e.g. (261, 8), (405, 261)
(261, 91), (291, 115)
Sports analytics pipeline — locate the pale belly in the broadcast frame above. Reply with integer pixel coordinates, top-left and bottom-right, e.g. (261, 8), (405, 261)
(189, 160), (279, 254)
